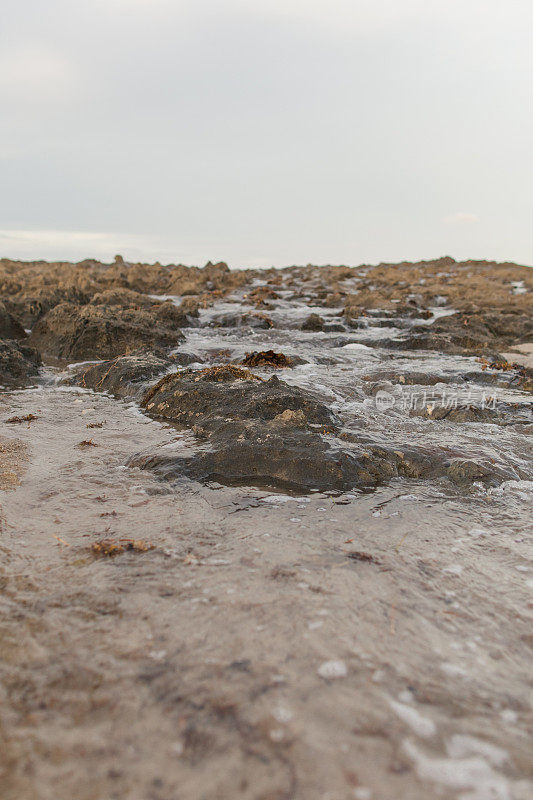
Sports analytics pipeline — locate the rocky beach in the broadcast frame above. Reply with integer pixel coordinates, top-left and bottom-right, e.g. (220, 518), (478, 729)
(1, 256), (532, 800)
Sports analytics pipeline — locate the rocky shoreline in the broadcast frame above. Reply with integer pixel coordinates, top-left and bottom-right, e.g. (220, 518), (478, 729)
(1, 255), (532, 493)
(1, 255), (532, 800)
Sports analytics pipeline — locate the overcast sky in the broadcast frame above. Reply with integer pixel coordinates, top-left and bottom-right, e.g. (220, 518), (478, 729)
(1, 0), (532, 268)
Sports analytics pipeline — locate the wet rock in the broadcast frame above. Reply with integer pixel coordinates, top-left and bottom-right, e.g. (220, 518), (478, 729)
(29, 303), (185, 361)
(210, 313), (273, 330)
(211, 314), (242, 328)
(90, 289), (194, 328)
(0, 302), (26, 340)
(246, 313), (273, 329)
(323, 292), (345, 308)
(301, 313), (325, 331)
(445, 458), (511, 486)
(137, 367), (375, 491)
(5, 286), (93, 329)
(412, 402), (531, 425)
(66, 350), (196, 399)
(178, 297), (200, 317)
(363, 372), (456, 391)
(89, 288), (156, 308)
(131, 424), (375, 492)
(246, 286), (280, 305)
(272, 409), (307, 427)
(477, 358), (533, 392)
(363, 365), (532, 393)
(322, 323), (347, 333)
(391, 312), (533, 356)
(241, 350), (293, 368)
(410, 404), (501, 423)
(141, 368), (333, 429)
(134, 424), (513, 491)
(0, 339), (41, 387)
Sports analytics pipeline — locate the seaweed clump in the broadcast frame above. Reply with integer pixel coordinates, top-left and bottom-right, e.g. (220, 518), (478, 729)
(241, 350), (292, 368)
(4, 414), (39, 424)
(91, 539), (154, 557)
(193, 364), (263, 382)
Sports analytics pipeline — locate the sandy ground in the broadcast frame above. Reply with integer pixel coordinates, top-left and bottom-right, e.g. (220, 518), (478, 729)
(0, 388), (532, 800)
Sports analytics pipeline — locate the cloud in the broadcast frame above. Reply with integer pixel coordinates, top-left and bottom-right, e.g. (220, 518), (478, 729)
(443, 212), (480, 226)
(0, 47), (74, 103)
(0, 228), (282, 268)
(232, 0), (428, 28)
(0, 229), (157, 262)
(0, 228), (234, 267)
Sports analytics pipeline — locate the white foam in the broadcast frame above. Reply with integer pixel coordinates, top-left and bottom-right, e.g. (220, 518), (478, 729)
(492, 480), (533, 500)
(389, 700), (436, 738)
(342, 342), (373, 350)
(317, 660), (347, 679)
(441, 662), (468, 678)
(259, 495), (293, 503)
(443, 564), (464, 576)
(446, 735), (508, 767)
(403, 739), (513, 800)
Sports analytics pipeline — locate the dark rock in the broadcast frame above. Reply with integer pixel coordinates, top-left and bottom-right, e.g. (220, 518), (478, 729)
(136, 366), (375, 491)
(390, 311), (533, 356)
(29, 303), (184, 361)
(445, 458), (512, 486)
(178, 297), (200, 318)
(89, 288), (155, 307)
(246, 314), (273, 329)
(322, 323), (346, 333)
(246, 286), (280, 304)
(0, 302), (27, 340)
(211, 314), (242, 328)
(410, 404), (500, 423)
(141, 367), (333, 429)
(364, 372), (456, 391)
(130, 425), (376, 493)
(411, 402), (531, 425)
(209, 313), (273, 329)
(301, 313), (325, 331)
(90, 289), (194, 329)
(65, 351), (193, 399)
(5, 286), (92, 328)
(0, 339), (41, 387)
(241, 350), (293, 368)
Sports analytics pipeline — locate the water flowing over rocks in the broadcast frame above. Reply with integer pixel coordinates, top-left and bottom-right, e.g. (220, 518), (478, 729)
(65, 351), (181, 399)
(135, 366), (367, 491)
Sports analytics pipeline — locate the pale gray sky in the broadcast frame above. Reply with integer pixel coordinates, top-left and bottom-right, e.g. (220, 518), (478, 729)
(1, 0), (532, 267)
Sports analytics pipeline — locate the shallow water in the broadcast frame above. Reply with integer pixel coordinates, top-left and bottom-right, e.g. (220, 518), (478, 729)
(1, 285), (532, 800)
